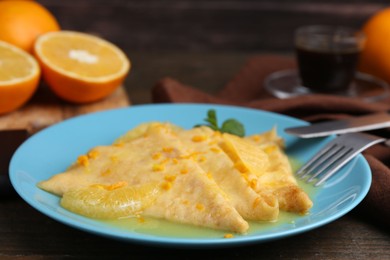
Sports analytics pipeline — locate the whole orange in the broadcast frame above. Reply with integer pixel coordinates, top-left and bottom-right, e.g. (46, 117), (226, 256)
(0, 0), (60, 53)
(359, 8), (390, 84)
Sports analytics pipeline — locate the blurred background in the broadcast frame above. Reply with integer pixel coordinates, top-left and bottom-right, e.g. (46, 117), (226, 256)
(41, 0), (386, 52)
(39, 0), (388, 103)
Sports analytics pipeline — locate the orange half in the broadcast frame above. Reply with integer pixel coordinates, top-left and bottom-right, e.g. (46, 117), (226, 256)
(0, 40), (40, 114)
(34, 31), (131, 103)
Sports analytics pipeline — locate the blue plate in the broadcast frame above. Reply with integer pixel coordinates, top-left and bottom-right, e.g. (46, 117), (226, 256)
(9, 104), (371, 247)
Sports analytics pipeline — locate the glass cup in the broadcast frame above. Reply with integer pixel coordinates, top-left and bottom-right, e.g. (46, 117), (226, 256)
(295, 25), (366, 93)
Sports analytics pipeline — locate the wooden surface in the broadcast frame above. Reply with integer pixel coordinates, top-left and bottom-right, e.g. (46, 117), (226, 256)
(0, 201), (389, 259)
(0, 86), (130, 131)
(1, 0), (390, 259)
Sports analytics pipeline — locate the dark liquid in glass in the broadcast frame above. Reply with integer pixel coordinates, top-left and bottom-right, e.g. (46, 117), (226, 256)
(296, 47), (360, 93)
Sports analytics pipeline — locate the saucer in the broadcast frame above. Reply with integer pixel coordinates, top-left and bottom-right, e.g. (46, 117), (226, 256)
(264, 69), (390, 102)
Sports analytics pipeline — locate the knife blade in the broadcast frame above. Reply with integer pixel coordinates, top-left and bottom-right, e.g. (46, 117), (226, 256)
(285, 112), (390, 138)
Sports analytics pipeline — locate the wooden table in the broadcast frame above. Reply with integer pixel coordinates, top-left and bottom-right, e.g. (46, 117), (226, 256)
(1, 0), (390, 258)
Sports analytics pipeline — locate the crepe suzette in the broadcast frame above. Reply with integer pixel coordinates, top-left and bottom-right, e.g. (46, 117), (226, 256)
(38, 122), (312, 234)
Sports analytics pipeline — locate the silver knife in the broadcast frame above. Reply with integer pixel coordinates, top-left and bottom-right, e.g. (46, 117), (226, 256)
(285, 112), (390, 138)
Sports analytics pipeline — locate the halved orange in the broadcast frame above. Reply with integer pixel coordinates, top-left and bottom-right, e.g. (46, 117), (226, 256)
(0, 40), (40, 115)
(34, 31), (131, 103)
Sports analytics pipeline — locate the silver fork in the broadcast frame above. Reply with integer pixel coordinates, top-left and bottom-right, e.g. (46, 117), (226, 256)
(296, 132), (386, 187)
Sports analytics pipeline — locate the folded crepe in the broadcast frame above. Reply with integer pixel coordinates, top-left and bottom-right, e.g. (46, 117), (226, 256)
(38, 121), (312, 233)
(151, 54), (390, 229)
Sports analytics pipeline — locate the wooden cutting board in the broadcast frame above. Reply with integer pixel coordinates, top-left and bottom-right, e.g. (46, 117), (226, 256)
(0, 85), (130, 131)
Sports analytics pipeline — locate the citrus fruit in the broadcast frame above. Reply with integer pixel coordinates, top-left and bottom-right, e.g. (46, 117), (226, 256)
(0, 40), (40, 115)
(34, 31), (131, 103)
(60, 182), (160, 219)
(0, 0), (60, 53)
(359, 8), (390, 83)
(221, 133), (269, 176)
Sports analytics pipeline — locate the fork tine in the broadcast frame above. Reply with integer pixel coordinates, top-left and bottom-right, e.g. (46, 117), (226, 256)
(296, 133), (386, 187)
(311, 148), (357, 186)
(306, 146), (352, 181)
(296, 142), (336, 176)
(298, 144), (343, 179)
(307, 147), (352, 184)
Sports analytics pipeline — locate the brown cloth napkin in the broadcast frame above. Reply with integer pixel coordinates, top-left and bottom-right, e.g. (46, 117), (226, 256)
(152, 54), (390, 230)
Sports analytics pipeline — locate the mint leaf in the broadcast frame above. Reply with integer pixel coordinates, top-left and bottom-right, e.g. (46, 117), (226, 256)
(194, 109), (245, 137)
(221, 119), (245, 137)
(204, 109), (218, 127)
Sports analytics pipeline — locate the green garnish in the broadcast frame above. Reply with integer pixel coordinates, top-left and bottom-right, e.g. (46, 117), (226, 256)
(195, 109), (245, 137)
